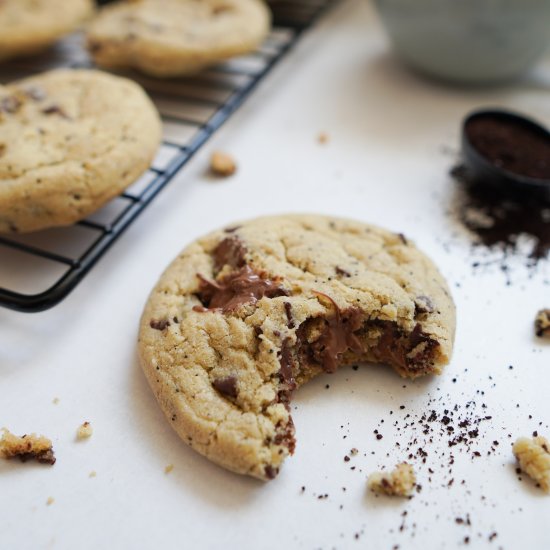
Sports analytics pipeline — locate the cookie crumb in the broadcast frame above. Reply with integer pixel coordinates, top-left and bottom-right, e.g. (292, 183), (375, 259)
(0, 428), (56, 465)
(513, 435), (550, 492)
(210, 151), (236, 177)
(46, 497), (55, 506)
(317, 132), (329, 144)
(76, 422), (93, 440)
(367, 463), (416, 497)
(164, 464), (174, 474)
(89, 471), (97, 478)
(52, 398), (60, 405)
(534, 309), (550, 338)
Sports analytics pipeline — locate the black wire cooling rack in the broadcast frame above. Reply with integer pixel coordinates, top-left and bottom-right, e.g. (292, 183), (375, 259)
(0, 0), (338, 313)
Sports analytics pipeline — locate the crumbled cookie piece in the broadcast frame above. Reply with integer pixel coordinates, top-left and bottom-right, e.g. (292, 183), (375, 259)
(513, 436), (550, 493)
(0, 428), (56, 465)
(210, 151), (237, 177)
(46, 497), (55, 506)
(89, 471), (97, 478)
(535, 309), (550, 338)
(317, 132), (329, 144)
(52, 397), (60, 405)
(76, 421), (93, 440)
(164, 464), (174, 474)
(367, 463), (416, 496)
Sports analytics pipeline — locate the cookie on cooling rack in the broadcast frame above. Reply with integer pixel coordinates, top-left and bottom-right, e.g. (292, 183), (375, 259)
(0, 69), (161, 234)
(0, 0), (94, 62)
(138, 214), (456, 480)
(86, 0), (271, 77)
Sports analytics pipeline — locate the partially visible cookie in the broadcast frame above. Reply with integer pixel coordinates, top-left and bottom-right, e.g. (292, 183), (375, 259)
(0, 69), (162, 233)
(513, 435), (550, 493)
(138, 214), (456, 480)
(535, 309), (550, 339)
(0, 0), (94, 62)
(87, 0), (271, 77)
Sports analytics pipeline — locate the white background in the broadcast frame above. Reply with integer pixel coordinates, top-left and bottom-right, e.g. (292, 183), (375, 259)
(1, 1), (550, 548)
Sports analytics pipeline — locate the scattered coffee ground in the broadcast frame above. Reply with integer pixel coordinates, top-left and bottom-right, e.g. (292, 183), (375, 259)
(451, 164), (550, 263)
(464, 115), (550, 180)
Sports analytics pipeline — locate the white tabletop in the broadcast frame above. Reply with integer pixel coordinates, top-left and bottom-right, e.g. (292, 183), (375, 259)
(2, 1), (550, 549)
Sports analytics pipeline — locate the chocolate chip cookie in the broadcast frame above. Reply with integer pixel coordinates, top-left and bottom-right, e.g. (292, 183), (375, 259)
(87, 0), (271, 77)
(0, 0), (94, 62)
(138, 215), (456, 480)
(0, 69), (161, 233)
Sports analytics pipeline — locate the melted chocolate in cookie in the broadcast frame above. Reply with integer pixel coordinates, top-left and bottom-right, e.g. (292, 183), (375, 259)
(277, 337), (297, 404)
(296, 293), (440, 377)
(371, 322), (439, 373)
(194, 265), (288, 313)
(308, 292), (363, 373)
(213, 236), (247, 271)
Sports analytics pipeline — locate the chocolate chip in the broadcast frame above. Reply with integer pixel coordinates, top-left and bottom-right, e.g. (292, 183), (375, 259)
(212, 236), (247, 271)
(414, 295), (435, 315)
(397, 233), (408, 245)
(273, 417), (295, 454)
(284, 302), (295, 329)
(212, 375), (238, 399)
(335, 266), (351, 277)
(150, 319), (170, 331)
(35, 449), (56, 465)
(278, 338), (296, 400)
(41, 105), (70, 119)
(264, 465), (279, 479)
(224, 225), (241, 233)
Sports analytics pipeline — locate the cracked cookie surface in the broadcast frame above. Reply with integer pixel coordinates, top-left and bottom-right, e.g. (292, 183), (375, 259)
(87, 0), (271, 77)
(0, 0), (94, 62)
(138, 214), (456, 480)
(0, 69), (161, 233)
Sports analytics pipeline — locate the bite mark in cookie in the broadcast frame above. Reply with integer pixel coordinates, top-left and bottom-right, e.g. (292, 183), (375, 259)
(139, 215), (456, 480)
